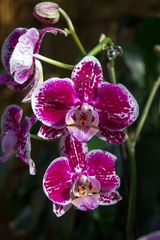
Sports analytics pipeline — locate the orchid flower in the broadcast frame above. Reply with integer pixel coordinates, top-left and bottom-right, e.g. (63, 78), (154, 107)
(32, 56), (139, 144)
(43, 131), (121, 217)
(0, 104), (36, 175)
(0, 27), (65, 101)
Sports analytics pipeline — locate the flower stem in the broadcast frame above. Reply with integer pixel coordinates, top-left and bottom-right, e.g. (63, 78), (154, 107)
(110, 59), (117, 84)
(87, 37), (112, 56)
(33, 54), (74, 70)
(134, 75), (160, 144)
(59, 8), (86, 55)
(126, 136), (136, 240)
(30, 134), (47, 141)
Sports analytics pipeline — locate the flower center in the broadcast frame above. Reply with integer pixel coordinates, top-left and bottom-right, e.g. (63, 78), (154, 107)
(73, 175), (100, 198)
(66, 103), (99, 128)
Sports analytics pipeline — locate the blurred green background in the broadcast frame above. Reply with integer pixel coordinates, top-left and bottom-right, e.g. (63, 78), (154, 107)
(0, 0), (160, 239)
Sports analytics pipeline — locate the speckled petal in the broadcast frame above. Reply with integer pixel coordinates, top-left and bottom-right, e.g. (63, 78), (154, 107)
(72, 194), (99, 211)
(94, 83), (139, 130)
(22, 60), (43, 103)
(97, 126), (128, 144)
(60, 130), (88, 173)
(32, 78), (80, 128)
(99, 191), (122, 205)
(1, 28), (27, 73)
(43, 157), (73, 205)
(1, 104), (23, 138)
(38, 124), (63, 140)
(71, 56), (103, 102)
(87, 150), (120, 192)
(1, 130), (17, 154)
(52, 203), (72, 217)
(10, 28), (39, 84)
(16, 117), (31, 164)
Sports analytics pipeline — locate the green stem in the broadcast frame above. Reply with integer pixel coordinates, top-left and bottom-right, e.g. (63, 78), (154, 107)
(87, 37), (112, 56)
(30, 134), (47, 141)
(110, 59), (116, 84)
(134, 75), (160, 144)
(126, 136), (136, 240)
(126, 75), (160, 240)
(34, 54), (73, 70)
(59, 8), (86, 55)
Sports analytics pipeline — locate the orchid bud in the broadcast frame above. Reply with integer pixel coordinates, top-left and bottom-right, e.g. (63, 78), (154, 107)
(33, 2), (60, 24)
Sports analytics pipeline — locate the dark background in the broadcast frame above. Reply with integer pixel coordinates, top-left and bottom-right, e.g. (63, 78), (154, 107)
(0, 0), (160, 239)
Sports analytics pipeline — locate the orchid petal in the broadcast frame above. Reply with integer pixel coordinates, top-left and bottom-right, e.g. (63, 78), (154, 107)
(72, 194), (99, 211)
(53, 203), (72, 217)
(71, 56), (103, 102)
(38, 124), (63, 140)
(97, 126), (128, 144)
(99, 191), (122, 205)
(16, 117), (36, 175)
(10, 28), (39, 84)
(32, 78), (80, 128)
(43, 157), (73, 205)
(1, 28), (27, 73)
(16, 117), (31, 164)
(60, 130), (88, 173)
(87, 150), (120, 192)
(1, 105), (23, 137)
(0, 73), (32, 91)
(94, 83), (139, 130)
(1, 130), (17, 154)
(137, 231), (160, 240)
(0, 153), (11, 163)
(22, 60), (43, 103)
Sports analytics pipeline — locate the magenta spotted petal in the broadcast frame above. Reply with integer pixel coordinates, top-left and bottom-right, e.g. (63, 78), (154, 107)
(60, 130), (88, 173)
(38, 124), (63, 140)
(71, 56), (103, 102)
(22, 60), (43, 103)
(53, 203), (72, 217)
(32, 78), (80, 128)
(94, 83), (139, 130)
(0, 105), (36, 175)
(99, 191), (122, 205)
(1, 104), (23, 137)
(10, 28), (39, 84)
(43, 157), (73, 205)
(1, 28), (27, 74)
(87, 150), (120, 192)
(97, 126), (128, 144)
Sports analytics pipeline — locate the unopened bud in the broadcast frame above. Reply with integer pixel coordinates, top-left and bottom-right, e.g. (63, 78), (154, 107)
(33, 2), (60, 24)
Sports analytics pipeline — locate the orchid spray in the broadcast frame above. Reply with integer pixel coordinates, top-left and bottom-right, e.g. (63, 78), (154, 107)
(0, 2), (160, 240)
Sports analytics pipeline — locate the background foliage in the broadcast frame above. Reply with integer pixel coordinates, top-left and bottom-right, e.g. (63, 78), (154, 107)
(0, 0), (160, 239)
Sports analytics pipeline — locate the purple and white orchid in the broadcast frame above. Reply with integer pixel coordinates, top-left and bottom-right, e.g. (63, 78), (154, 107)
(32, 56), (139, 144)
(43, 131), (121, 217)
(0, 27), (65, 101)
(0, 104), (36, 175)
